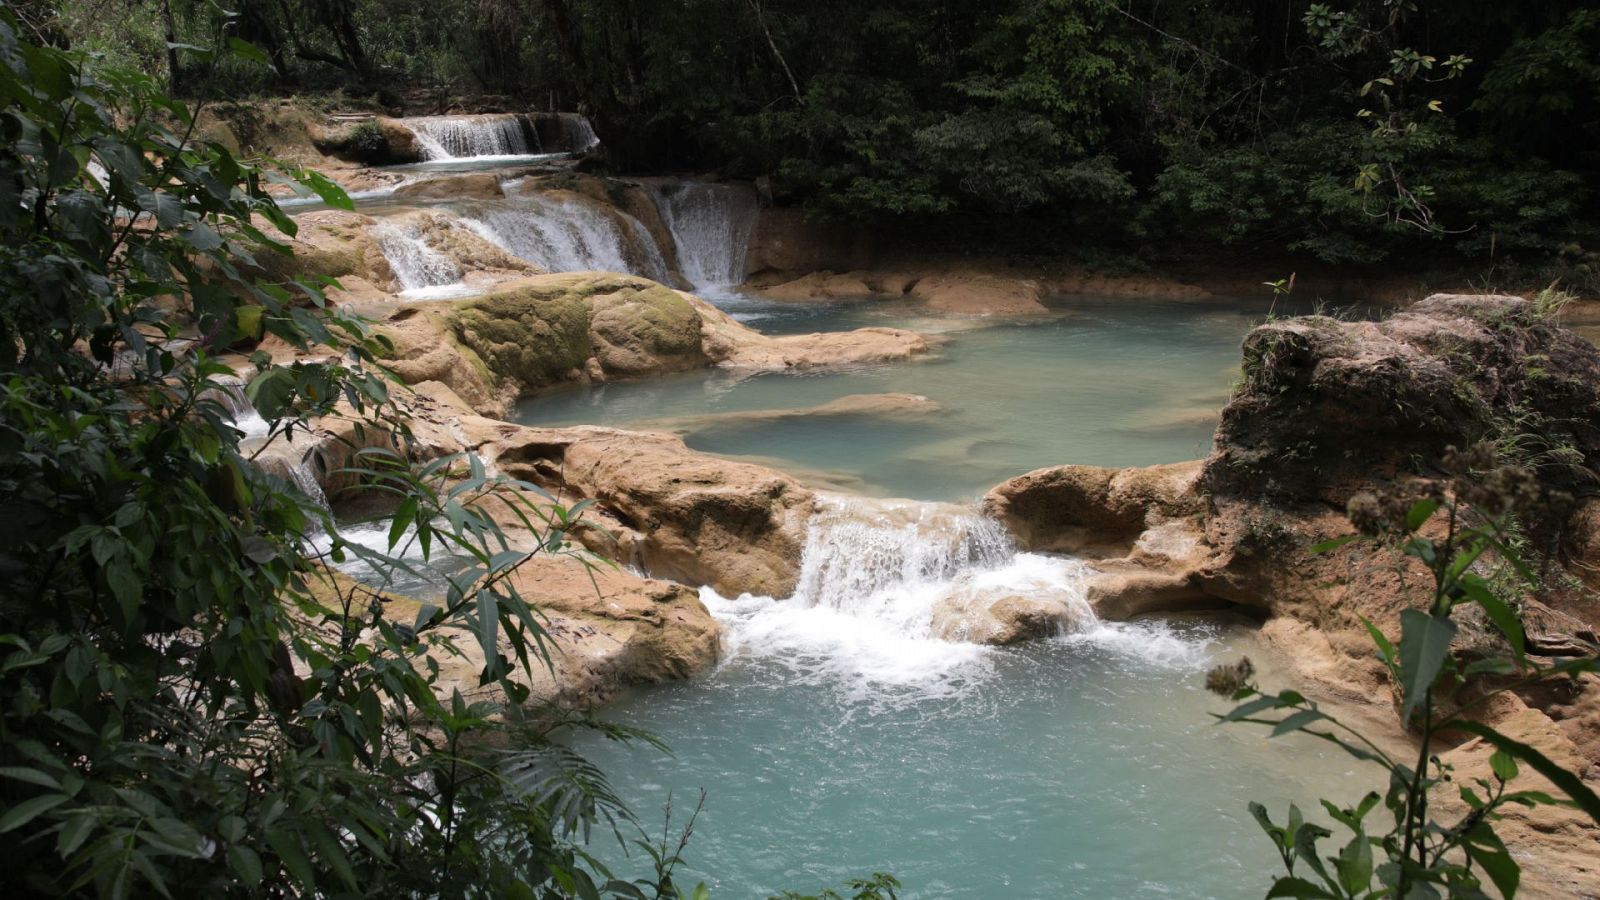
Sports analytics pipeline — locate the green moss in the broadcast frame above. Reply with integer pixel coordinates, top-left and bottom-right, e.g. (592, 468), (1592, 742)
(449, 282), (595, 391)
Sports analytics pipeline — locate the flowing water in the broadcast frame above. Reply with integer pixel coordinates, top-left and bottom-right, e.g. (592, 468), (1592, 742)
(652, 182), (759, 293)
(515, 296), (1301, 501)
(566, 496), (1376, 898)
(297, 178), (1381, 895)
(463, 193), (673, 283)
(409, 114), (539, 160)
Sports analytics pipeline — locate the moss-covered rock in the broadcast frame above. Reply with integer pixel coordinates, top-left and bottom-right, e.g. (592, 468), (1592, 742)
(450, 280), (596, 390)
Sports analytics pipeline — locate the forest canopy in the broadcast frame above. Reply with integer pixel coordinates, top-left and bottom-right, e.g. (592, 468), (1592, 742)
(23, 0), (1600, 280)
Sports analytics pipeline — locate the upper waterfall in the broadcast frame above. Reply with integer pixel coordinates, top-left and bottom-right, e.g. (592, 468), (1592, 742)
(653, 182), (757, 292)
(408, 114), (539, 160)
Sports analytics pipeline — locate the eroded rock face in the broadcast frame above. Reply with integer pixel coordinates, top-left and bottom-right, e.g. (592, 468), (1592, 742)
(398, 553), (719, 708)
(494, 427), (816, 597)
(983, 461), (1204, 556)
(1203, 294), (1600, 503)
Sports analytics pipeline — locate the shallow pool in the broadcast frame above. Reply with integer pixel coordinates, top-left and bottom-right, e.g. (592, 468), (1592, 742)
(515, 295), (1319, 501)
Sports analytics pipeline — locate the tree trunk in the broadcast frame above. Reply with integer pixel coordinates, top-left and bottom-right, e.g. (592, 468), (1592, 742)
(161, 0), (181, 95)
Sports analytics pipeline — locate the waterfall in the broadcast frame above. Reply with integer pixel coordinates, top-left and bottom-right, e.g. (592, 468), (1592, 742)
(408, 114), (538, 160)
(463, 194), (671, 282)
(205, 376), (271, 442)
(374, 219), (465, 293)
(654, 182), (757, 292)
(558, 115), (600, 153)
(702, 495), (1098, 700)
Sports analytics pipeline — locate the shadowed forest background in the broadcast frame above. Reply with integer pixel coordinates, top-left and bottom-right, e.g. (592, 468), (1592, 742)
(22, 0), (1600, 286)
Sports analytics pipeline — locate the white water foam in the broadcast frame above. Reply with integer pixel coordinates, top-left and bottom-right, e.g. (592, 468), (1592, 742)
(701, 494), (1221, 706)
(702, 497), (1074, 704)
(409, 115), (536, 160)
(373, 219), (464, 293)
(463, 194), (671, 282)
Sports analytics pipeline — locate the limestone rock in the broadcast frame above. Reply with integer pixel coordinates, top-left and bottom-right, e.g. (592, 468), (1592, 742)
(495, 427), (816, 597)
(909, 274), (1048, 315)
(1203, 293), (1600, 503)
(931, 591), (1082, 645)
(982, 460), (1203, 555)
(405, 553), (720, 708)
(393, 172), (507, 201)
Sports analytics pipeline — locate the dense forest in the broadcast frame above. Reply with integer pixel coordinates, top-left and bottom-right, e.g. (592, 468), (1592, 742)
(21, 0), (1600, 284)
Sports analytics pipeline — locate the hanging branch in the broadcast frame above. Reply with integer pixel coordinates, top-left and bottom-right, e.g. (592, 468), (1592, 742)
(747, 0), (803, 106)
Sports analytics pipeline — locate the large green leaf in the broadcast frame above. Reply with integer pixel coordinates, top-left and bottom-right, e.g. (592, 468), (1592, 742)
(1454, 722), (1600, 825)
(1397, 609), (1456, 722)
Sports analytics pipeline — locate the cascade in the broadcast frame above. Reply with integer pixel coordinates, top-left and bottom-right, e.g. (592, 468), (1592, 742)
(653, 182), (757, 292)
(557, 115), (600, 153)
(408, 114), (538, 160)
(373, 219), (464, 292)
(703, 495), (1099, 695)
(463, 194), (671, 283)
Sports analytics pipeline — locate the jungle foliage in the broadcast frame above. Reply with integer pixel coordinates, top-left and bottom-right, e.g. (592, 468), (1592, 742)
(22, 0), (1600, 281)
(0, 13), (725, 898)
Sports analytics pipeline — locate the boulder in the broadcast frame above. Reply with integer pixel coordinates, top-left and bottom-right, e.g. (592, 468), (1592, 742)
(931, 591), (1083, 645)
(494, 427), (816, 597)
(392, 553), (719, 708)
(1203, 294), (1600, 503)
(376, 273), (709, 414)
(909, 274), (1049, 315)
(982, 461), (1204, 555)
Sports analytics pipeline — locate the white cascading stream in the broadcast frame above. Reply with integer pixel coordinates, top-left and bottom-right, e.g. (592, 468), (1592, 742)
(463, 194), (671, 283)
(204, 376), (331, 516)
(373, 219), (465, 294)
(408, 114), (537, 160)
(702, 495), (1099, 699)
(653, 182), (758, 292)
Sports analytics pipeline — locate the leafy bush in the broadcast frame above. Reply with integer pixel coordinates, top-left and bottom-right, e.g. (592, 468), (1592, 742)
(0, 15), (686, 898)
(1212, 448), (1600, 898)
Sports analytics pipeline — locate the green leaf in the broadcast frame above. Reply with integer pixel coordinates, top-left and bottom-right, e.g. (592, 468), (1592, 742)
(1335, 833), (1373, 895)
(1489, 749), (1519, 782)
(1463, 823), (1518, 898)
(0, 766), (62, 791)
(1397, 609), (1456, 722)
(0, 793), (69, 833)
(1310, 534), (1359, 554)
(266, 830), (316, 889)
(300, 170), (354, 211)
(1404, 499), (1439, 531)
(1455, 722), (1600, 824)
(1459, 576), (1525, 662)
(227, 845), (263, 886)
(389, 497), (418, 550)
(1359, 615), (1399, 677)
